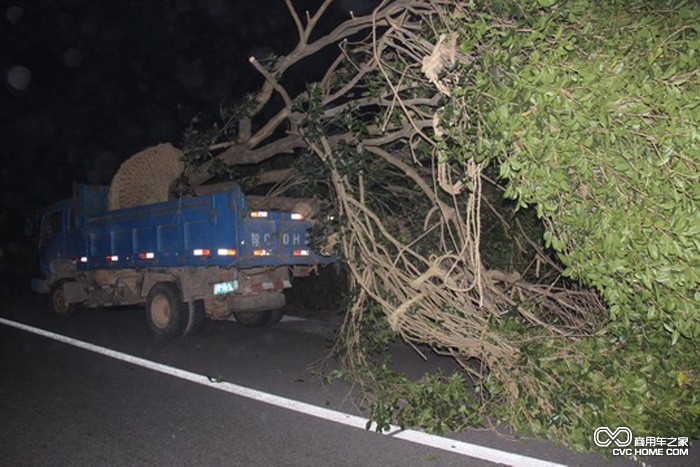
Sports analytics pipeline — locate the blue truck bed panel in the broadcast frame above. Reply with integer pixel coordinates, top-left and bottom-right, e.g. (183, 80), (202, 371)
(75, 184), (332, 271)
(81, 190), (241, 269)
(78, 185), (110, 217)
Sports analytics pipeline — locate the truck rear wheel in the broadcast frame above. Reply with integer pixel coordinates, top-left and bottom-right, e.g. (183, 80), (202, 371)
(49, 280), (76, 318)
(183, 299), (206, 337)
(267, 309), (285, 326)
(146, 283), (187, 340)
(233, 310), (272, 327)
(230, 292), (285, 328)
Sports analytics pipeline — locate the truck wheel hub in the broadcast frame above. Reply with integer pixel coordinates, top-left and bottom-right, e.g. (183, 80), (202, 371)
(53, 291), (66, 313)
(151, 295), (172, 328)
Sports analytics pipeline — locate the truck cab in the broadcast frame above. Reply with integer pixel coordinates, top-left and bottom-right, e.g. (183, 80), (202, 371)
(37, 199), (79, 280)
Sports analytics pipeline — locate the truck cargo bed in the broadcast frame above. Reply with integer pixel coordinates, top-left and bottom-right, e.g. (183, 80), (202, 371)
(76, 185), (331, 271)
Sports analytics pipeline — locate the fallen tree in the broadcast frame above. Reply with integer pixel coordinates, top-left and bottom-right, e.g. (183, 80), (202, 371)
(175, 0), (698, 450)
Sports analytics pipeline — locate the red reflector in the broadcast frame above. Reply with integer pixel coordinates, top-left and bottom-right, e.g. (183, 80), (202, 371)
(106, 255), (119, 262)
(138, 252), (155, 259)
(193, 249), (211, 256)
(293, 249), (310, 256)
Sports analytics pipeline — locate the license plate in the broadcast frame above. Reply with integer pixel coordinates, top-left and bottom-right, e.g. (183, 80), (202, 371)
(214, 280), (238, 295)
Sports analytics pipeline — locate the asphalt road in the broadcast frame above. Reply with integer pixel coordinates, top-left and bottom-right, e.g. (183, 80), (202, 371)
(1, 293), (696, 466)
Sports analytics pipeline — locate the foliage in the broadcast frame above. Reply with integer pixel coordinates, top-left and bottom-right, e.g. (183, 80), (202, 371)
(431, 0), (699, 449)
(181, 96), (254, 178)
(368, 369), (483, 435)
(456, 0), (699, 341)
(331, 304), (484, 435)
(500, 328), (699, 451)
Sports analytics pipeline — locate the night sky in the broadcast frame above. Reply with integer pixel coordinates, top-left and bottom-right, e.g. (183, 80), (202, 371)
(1, 0), (377, 241)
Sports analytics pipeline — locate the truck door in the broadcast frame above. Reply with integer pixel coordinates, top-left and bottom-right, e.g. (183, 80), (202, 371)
(38, 208), (66, 278)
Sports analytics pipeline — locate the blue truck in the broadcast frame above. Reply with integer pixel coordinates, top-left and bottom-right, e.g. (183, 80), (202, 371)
(32, 183), (332, 338)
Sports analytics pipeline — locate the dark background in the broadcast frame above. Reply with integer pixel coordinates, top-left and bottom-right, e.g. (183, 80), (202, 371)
(0, 0), (376, 294)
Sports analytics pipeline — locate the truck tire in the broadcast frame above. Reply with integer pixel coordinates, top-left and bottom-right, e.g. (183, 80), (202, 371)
(266, 309), (285, 326)
(231, 292), (285, 328)
(49, 280), (77, 318)
(233, 310), (271, 327)
(183, 299), (206, 337)
(145, 283), (188, 340)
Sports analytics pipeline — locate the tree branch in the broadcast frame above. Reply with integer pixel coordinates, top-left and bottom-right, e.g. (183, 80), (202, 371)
(284, 0), (306, 45)
(248, 56), (294, 111)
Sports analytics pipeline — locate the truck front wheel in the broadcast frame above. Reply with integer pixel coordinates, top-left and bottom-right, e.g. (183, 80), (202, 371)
(183, 299), (206, 337)
(49, 280), (76, 317)
(146, 283), (187, 340)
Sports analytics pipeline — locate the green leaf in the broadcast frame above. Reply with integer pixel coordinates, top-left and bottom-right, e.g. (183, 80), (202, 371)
(538, 0), (557, 9)
(671, 330), (680, 346)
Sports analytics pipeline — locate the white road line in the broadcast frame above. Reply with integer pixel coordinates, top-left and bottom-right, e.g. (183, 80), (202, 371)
(0, 317), (565, 467)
